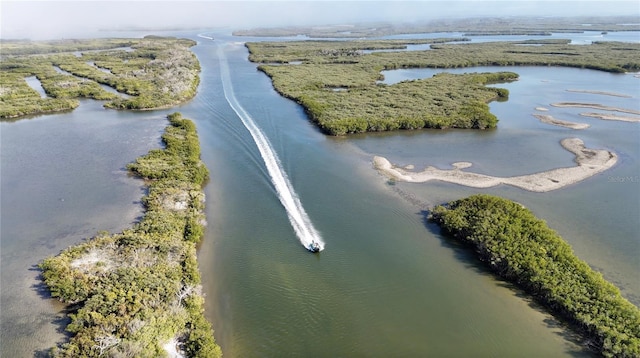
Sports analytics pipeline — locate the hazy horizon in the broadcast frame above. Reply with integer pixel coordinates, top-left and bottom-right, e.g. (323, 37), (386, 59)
(2, 1), (639, 40)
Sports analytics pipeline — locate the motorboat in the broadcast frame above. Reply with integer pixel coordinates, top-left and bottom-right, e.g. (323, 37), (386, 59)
(308, 241), (321, 253)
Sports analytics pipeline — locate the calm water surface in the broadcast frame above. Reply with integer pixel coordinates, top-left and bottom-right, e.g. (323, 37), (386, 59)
(1, 31), (638, 357)
(373, 66), (640, 303)
(189, 34), (638, 357)
(0, 103), (169, 356)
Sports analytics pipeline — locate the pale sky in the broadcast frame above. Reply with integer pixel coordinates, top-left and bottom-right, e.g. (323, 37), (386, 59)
(2, 1), (639, 40)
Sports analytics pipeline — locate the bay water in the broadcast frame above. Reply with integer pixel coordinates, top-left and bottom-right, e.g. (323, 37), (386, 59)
(1, 32), (638, 357)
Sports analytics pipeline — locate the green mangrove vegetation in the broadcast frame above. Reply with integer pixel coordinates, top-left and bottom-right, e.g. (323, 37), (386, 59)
(0, 36), (200, 119)
(430, 194), (640, 358)
(234, 16), (640, 38)
(247, 38), (640, 135)
(0, 38), (136, 56)
(39, 113), (220, 357)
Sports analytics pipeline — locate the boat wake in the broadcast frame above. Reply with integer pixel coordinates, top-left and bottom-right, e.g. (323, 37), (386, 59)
(197, 33), (214, 40)
(217, 44), (325, 252)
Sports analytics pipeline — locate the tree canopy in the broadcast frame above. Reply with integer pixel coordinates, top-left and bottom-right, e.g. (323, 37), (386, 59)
(39, 113), (220, 357)
(1, 37), (200, 119)
(431, 194), (640, 357)
(247, 39), (640, 135)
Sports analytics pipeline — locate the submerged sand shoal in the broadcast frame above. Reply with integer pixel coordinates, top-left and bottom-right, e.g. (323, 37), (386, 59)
(580, 112), (640, 123)
(566, 89), (633, 98)
(373, 138), (617, 193)
(534, 114), (590, 129)
(551, 102), (640, 115)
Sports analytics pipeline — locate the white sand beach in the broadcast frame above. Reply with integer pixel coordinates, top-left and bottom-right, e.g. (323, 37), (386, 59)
(373, 138), (617, 192)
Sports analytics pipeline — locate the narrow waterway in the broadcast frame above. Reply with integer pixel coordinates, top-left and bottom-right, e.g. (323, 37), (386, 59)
(186, 34), (638, 357)
(1, 30), (637, 357)
(24, 76), (47, 98)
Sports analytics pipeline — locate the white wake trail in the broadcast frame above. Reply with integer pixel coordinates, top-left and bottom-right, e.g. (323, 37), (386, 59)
(197, 33), (214, 40)
(217, 44), (324, 251)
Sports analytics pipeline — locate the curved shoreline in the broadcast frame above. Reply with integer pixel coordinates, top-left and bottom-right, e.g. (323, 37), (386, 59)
(373, 138), (617, 192)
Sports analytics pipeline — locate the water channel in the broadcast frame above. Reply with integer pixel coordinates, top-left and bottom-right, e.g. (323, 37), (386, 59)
(1, 31), (638, 357)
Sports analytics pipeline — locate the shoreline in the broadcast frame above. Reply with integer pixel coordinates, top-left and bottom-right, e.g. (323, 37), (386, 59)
(373, 138), (617, 192)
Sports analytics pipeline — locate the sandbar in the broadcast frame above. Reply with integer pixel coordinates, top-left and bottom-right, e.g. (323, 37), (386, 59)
(373, 138), (617, 192)
(533, 114), (590, 129)
(566, 89), (632, 98)
(551, 102), (640, 115)
(580, 112), (640, 123)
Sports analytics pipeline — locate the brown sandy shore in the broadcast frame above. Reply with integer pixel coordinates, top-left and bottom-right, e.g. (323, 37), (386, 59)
(373, 138), (617, 192)
(533, 114), (590, 129)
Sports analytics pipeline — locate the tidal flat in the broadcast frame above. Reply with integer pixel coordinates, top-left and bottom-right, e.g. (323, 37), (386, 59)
(373, 138), (617, 192)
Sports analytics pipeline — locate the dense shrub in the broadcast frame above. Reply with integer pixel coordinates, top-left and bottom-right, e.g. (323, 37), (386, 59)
(1, 37), (200, 120)
(39, 113), (220, 357)
(248, 39), (639, 135)
(431, 194), (640, 357)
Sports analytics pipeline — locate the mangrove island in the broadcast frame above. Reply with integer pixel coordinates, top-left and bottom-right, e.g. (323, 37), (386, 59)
(246, 38), (640, 135)
(430, 194), (640, 357)
(39, 113), (221, 357)
(0, 36), (200, 119)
